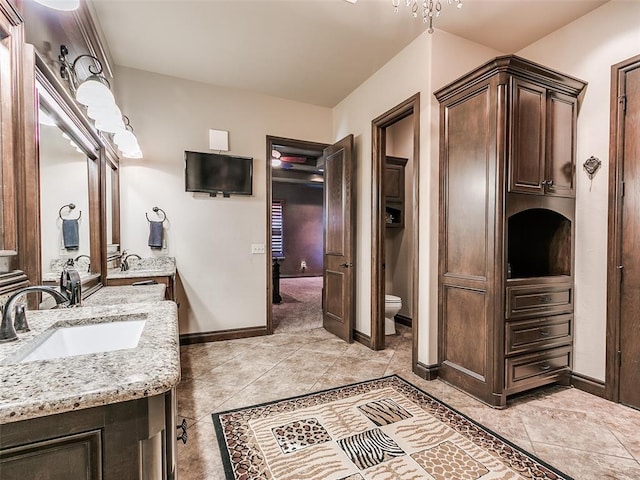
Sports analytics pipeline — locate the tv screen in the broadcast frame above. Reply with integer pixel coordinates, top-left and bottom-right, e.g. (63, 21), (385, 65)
(185, 151), (253, 196)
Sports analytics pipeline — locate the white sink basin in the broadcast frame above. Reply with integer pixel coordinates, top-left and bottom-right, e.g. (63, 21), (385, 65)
(14, 319), (146, 363)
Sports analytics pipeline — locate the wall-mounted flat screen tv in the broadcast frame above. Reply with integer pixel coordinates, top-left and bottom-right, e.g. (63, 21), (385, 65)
(185, 151), (253, 197)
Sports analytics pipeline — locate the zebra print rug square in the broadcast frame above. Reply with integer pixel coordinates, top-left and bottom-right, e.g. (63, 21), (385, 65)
(212, 375), (571, 480)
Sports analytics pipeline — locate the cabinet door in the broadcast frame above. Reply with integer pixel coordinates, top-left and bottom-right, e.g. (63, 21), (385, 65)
(384, 163), (404, 202)
(508, 78), (546, 195)
(545, 92), (577, 197)
(0, 430), (102, 480)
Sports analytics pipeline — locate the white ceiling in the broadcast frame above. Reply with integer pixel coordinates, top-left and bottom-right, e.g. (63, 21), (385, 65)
(89, 0), (608, 108)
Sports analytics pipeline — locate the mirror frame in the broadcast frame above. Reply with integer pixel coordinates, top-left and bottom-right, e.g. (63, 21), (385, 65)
(101, 144), (121, 276)
(0, 1), (28, 294)
(23, 47), (106, 295)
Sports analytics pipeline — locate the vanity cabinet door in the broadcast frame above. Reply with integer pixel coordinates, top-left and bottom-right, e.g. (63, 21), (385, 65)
(0, 430), (102, 480)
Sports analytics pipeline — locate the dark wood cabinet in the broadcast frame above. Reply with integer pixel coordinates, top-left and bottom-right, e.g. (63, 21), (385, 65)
(508, 78), (578, 198)
(0, 390), (179, 479)
(384, 156), (407, 228)
(435, 55), (586, 407)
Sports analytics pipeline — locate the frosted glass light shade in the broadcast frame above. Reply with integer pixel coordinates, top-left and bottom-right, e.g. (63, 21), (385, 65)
(95, 117), (125, 134)
(34, 0), (79, 11)
(75, 77), (115, 108)
(114, 129), (138, 151)
(87, 104), (121, 122)
(122, 149), (143, 159)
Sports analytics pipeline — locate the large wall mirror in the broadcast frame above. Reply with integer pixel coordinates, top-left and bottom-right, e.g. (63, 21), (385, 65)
(33, 53), (104, 295)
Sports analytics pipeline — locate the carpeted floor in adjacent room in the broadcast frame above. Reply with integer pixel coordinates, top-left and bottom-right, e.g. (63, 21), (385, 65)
(272, 276), (322, 333)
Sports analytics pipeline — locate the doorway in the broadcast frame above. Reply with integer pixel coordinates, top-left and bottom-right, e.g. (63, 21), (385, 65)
(266, 136), (328, 335)
(371, 94), (420, 370)
(607, 54), (640, 410)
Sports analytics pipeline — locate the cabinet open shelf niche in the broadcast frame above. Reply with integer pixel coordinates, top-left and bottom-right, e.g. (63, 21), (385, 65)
(508, 208), (572, 279)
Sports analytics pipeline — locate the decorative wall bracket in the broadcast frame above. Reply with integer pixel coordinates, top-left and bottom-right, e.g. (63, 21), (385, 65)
(583, 156), (601, 180)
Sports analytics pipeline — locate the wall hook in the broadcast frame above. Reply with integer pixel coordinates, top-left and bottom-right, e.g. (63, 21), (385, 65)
(583, 156), (602, 192)
(583, 156), (601, 179)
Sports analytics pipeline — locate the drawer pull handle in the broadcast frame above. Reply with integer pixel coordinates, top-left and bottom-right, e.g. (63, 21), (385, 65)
(540, 362), (551, 371)
(539, 295), (553, 304)
(539, 330), (550, 337)
(177, 419), (188, 444)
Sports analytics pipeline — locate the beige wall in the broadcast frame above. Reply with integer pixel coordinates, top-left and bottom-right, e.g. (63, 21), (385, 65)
(518, 0), (640, 382)
(333, 30), (500, 365)
(385, 114), (414, 318)
(113, 67), (332, 334)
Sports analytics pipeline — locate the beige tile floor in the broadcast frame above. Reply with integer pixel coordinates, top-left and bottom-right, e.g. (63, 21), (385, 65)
(176, 325), (640, 480)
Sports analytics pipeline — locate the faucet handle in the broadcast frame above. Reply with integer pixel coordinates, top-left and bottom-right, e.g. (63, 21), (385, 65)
(14, 303), (29, 333)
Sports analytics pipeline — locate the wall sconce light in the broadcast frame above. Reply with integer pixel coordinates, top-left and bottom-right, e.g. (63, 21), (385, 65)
(115, 117), (143, 159)
(59, 45), (113, 108)
(33, 0), (79, 11)
(58, 44), (143, 159)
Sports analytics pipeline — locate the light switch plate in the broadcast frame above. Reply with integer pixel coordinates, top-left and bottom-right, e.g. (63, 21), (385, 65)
(251, 244), (265, 254)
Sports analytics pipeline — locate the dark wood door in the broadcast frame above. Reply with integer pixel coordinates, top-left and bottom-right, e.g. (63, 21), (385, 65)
(619, 62), (640, 409)
(322, 135), (355, 343)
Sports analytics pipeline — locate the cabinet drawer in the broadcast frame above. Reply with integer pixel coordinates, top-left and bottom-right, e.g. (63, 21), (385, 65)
(506, 314), (572, 355)
(506, 346), (571, 390)
(506, 283), (572, 319)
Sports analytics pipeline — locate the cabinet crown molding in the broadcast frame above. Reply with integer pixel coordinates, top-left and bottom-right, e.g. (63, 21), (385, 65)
(434, 54), (587, 103)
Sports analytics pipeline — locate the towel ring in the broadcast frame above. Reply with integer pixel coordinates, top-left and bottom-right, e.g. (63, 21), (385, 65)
(58, 203), (82, 221)
(146, 206), (167, 223)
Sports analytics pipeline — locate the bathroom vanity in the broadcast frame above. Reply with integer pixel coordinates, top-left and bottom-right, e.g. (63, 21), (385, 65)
(0, 3), (184, 479)
(0, 299), (181, 479)
(106, 257), (177, 301)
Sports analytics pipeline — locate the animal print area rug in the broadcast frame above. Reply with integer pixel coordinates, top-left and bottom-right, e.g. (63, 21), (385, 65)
(212, 375), (571, 480)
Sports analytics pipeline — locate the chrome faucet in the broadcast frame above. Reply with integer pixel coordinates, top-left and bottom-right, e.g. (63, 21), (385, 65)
(121, 253), (141, 271)
(74, 254), (91, 272)
(60, 268), (82, 307)
(0, 286), (70, 343)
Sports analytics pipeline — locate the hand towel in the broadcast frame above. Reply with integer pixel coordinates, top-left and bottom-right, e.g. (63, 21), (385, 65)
(148, 221), (164, 249)
(62, 219), (79, 250)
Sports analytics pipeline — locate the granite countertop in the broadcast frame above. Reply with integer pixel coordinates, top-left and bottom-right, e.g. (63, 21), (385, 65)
(83, 284), (166, 306)
(0, 301), (180, 424)
(107, 256), (176, 280)
(41, 271), (100, 283)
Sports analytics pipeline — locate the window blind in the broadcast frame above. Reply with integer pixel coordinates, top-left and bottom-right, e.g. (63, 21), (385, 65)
(272, 201), (284, 258)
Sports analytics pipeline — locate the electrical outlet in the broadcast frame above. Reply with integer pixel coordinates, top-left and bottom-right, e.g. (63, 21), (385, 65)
(300, 260), (307, 269)
(251, 244), (265, 254)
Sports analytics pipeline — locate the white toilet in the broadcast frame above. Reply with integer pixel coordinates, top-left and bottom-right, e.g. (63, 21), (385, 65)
(384, 294), (402, 335)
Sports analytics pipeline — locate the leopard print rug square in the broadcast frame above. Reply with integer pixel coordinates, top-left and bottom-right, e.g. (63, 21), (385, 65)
(212, 375), (571, 480)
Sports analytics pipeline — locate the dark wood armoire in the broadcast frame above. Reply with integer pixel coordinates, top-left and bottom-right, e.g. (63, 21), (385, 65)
(435, 55), (587, 408)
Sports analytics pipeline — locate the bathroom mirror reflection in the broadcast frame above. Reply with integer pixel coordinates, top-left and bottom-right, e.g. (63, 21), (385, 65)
(37, 88), (92, 281)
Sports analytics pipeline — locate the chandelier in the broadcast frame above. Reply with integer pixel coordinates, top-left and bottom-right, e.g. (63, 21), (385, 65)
(392, 0), (463, 34)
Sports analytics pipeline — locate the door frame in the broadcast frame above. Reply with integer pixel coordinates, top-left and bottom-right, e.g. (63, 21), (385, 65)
(371, 93), (420, 362)
(606, 53), (640, 402)
(265, 135), (329, 335)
